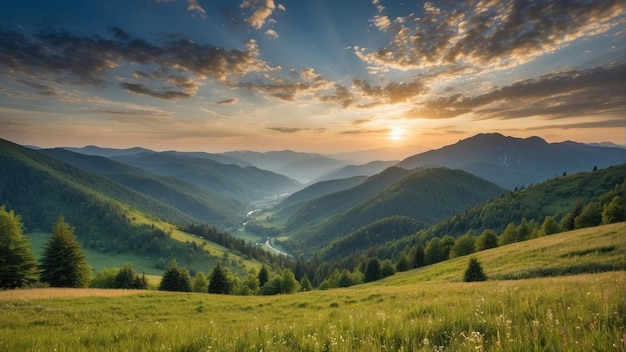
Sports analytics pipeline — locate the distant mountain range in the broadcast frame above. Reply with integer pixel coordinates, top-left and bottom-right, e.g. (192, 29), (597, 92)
(396, 133), (624, 189)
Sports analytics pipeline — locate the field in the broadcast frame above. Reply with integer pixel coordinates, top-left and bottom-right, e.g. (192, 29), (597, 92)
(2, 223), (624, 351)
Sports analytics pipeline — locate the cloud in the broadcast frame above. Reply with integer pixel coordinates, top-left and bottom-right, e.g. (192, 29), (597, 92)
(353, 79), (426, 104)
(239, 67), (333, 101)
(317, 85), (356, 108)
(0, 26), (273, 99)
(265, 29), (279, 38)
(339, 128), (390, 135)
(216, 98), (238, 104)
(267, 127), (326, 133)
(186, 0), (206, 16)
(526, 119), (626, 131)
(120, 82), (190, 100)
(241, 0), (282, 29)
(358, 0), (625, 72)
(405, 63), (626, 120)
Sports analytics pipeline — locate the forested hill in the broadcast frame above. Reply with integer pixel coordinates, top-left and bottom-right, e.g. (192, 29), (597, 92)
(286, 167), (506, 252)
(40, 148), (245, 227)
(0, 138), (197, 239)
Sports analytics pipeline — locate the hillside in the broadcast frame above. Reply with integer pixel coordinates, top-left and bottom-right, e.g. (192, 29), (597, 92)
(396, 133), (624, 189)
(311, 160), (398, 183)
(110, 151), (302, 203)
(40, 148), (245, 227)
(1, 224), (622, 351)
(287, 168), (506, 252)
(284, 167), (414, 232)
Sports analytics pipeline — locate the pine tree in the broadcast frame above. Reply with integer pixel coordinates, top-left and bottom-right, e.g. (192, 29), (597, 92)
(158, 260), (191, 292)
(364, 257), (382, 282)
(258, 264), (269, 287)
(463, 257), (487, 282)
(208, 262), (234, 294)
(0, 206), (38, 289)
(299, 273), (313, 291)
(39, 217), (91, 288)
(412, 244), (425, 268)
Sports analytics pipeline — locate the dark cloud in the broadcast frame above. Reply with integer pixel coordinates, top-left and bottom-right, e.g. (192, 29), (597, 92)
(339, 128), (390, 135)
(217, 98), (238, 104)
(239, 68), (332, 101)
(408, 63), (626, 120)
(318, 85), (356, 108)
(120, 82), (190, 100)
(0, 25), (271, 99)
(267, 127), (326, 133)
(359, 0), (625, 71)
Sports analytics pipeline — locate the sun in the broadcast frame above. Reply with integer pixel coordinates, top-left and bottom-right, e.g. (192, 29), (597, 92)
(389, 127), (405, 141)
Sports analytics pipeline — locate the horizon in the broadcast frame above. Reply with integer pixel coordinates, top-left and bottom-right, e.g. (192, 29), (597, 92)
(1, 1), (624, 153)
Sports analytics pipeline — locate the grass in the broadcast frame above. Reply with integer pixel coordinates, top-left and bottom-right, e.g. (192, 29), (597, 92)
(0, 273), (623, 351)
(2, 223), (624, 351)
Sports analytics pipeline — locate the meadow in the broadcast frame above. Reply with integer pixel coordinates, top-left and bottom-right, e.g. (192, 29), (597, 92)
(2, 223), (624, 351)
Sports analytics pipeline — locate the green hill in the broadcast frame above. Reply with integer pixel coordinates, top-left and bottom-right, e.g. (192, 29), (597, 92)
(40, 148), (245, 227)
(287, 168), (506, 252)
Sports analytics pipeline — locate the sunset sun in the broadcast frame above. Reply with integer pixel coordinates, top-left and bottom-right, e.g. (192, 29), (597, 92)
(389, 127), (406, 141)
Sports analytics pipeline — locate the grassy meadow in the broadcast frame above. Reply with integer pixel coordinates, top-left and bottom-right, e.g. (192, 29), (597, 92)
(2, 223), (624, 351)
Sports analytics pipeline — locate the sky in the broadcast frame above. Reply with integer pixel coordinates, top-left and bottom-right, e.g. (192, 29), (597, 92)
(0, 0), (624, 153)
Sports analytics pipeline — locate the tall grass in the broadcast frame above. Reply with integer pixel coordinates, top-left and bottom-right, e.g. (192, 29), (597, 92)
(1, 271), (623, 351)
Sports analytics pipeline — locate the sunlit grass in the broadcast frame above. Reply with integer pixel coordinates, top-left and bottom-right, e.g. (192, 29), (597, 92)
(0, 272), (623, 351)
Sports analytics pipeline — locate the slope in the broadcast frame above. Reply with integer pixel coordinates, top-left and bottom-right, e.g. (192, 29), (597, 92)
(287, 168), (506, 251)
(311, 160), (398, 183)
(40, 148), (245, 227)
(111, 152), (302, 203)
(396, 133), (625, 189)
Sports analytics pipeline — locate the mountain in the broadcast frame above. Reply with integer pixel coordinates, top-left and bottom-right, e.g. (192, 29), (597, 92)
(311, 160), (398, 183)
(63, 145), (154, 157)
(329, 144), (430, 164)
(286, 167), (506, 251)
(39, 148), (245, 227)
(222, 150), (348, 183)
(110, 151), (302, 203)
(396, 133), (625, 189)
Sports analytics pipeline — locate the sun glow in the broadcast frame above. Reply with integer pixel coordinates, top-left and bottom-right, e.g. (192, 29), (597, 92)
(389, 127), (406, 141)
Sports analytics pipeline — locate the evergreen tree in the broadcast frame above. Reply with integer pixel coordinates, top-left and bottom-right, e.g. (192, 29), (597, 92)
(114, 264), (136, 289)
(381, 259), (396, 278)
(364, 257), (382, 282)
(192, 272), (208, 293)
(0, 206), (38, 289)
(258, 264), (269, 287)
(299, 273), (313, 291)
(208, 262), (234, 294)
(475, 229), (498, 252)
(337, 269), (353, 287)
(463, 257), (487, 282)
(158, 260), (191, 292)
(39, 217), (91, 288)
(412, 244), (425, 268)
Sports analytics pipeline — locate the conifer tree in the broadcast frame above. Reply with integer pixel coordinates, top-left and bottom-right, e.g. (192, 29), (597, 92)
(463, 257), (487, 282)
(39, 217), (91, 288)
(258, 264), (269, 287)
(299, 273), (313, 291)
(0, 206), (38, 289)
(208, 262), (234, 294)
(364, 257), (382, 282)
(412, 244), (425, 268)
(158, 260), (191, 292)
